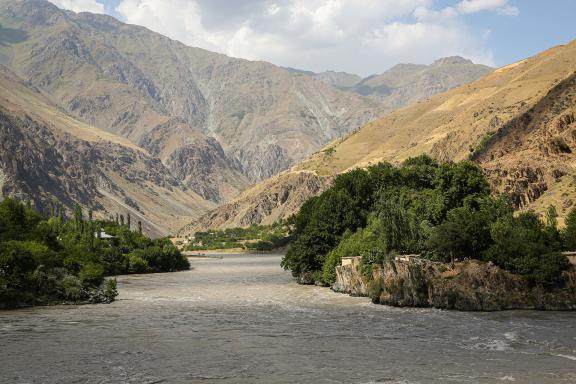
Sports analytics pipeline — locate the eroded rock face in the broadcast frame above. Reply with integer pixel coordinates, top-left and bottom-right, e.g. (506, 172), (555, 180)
(334, 257), (576, 311)
(180, 171), (332, 234)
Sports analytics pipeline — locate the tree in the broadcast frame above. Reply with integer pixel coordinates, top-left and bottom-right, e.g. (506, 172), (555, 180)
(563, 207), (576, 250)
(544, 205), (562, 250)
(74, 204), (84, 233)
(427, 195), (513, 261)
(483, 212), (569, 285)
(434, 160), (490, 211)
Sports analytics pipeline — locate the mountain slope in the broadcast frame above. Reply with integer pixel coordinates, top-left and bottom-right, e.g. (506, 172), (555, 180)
(0, 65), (213, 237)
(0, 0), (382, 189)
(350, 57), (492, 109)
(183, 40), (576, 233)
(289, 57), (492, 111)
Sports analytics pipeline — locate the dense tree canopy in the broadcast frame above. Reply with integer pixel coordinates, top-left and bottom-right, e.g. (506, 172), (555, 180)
(0, 199), (189, 309)
(282, 156), (572, 286)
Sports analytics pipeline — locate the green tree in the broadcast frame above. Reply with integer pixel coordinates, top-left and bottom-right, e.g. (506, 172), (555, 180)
(563, 207), (576, 250)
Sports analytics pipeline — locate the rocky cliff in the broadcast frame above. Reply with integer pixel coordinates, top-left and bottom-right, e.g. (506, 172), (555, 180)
(334, 257), (576, 311)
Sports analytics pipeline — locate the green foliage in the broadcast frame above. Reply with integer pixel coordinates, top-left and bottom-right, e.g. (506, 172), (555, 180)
(104, 278), (118, 301)
(0, 198), (189, 308)
(283, 156), (571, 287)
(562, 207), (576, 250)
(469, 131), (496, 157)
(427, 195), (513, 261)
(483, 212), (569, 285)
(186, 223), (290, 252)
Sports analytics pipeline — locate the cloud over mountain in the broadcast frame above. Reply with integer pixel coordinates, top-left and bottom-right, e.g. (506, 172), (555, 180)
(49, 0), (519, 76)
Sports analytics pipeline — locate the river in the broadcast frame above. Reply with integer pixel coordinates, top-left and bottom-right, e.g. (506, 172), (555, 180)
(1, 253), (575, 383)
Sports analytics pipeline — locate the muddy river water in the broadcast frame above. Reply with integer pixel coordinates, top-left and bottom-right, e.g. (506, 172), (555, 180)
(1, 253), (575, 383)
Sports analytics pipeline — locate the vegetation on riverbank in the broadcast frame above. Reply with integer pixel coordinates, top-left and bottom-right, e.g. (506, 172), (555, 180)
(185, 223), (291, 252)
(282, 155), (573, 287)
(0, 199), (189, 309)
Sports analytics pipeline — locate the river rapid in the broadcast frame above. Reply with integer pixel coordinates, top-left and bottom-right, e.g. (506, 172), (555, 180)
(1, 253), (575, 384)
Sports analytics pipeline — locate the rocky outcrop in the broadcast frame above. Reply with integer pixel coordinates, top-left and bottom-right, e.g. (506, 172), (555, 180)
(334, 257), (576, 311)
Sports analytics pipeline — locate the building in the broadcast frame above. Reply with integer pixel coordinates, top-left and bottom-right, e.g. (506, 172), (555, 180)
(561, 252), (576, 266)
(95, 230), (114, 240)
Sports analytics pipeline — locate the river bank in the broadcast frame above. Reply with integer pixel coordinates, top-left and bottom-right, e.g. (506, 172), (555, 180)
(333, 256), (576, 311)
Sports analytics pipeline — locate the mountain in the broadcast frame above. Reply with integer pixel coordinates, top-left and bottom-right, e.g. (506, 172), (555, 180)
(288, 57), (492, 110)
(0, 0), (382, 191)
(0, 65), (213, 237)
(182, 40), (576, 234)
(350, 57), (492, 110)
(285, 68), (363, 90)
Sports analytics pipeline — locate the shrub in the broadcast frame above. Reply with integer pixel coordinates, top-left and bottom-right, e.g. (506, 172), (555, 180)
(128, 253), (149, 273)
(61, 275), (83, 301)
(104, 278), (118, 301)
(78, 262), (105, 287)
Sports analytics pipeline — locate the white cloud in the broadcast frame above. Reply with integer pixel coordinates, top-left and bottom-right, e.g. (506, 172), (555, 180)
(48, 0), (105, 14)
(456, 0), (519, 16)
(114, 0), (511, 76)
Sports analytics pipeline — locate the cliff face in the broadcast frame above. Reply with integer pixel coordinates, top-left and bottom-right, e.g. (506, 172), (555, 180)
(334, 257), (576, 311)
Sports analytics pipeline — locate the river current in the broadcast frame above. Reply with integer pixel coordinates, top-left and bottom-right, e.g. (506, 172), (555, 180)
(1, 253), (575, 383)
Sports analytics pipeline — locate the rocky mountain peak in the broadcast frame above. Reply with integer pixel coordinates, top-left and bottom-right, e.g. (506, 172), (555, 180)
(432, 56), (474, 66)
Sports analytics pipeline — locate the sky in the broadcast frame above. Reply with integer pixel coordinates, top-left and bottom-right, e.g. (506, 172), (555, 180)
(47, 0), (576, 76)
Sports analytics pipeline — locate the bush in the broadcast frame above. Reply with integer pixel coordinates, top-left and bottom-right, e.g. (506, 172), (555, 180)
(0, 199), (192, 308)
(61, 275), (83, 301)
(483, 212), (570, 285)
(79, 262), (105, 287)
(128, 253), (149, 273)
(104, 278), (118, 301)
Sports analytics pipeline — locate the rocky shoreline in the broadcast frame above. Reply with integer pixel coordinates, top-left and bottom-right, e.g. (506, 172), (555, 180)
(333, 256), (576, 311)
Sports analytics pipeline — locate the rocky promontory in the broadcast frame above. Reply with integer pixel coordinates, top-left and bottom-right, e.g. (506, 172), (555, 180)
(334, 256), (576, 311)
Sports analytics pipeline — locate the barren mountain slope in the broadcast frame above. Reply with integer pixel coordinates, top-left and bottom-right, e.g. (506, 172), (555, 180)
(0, 66), (213, 237)
(352, 57), (492, 109)
(183, 40), (576, 233)
(290, 57), (491, 110)
(180, 171), (332, 233)
(0, 0), (382, 188)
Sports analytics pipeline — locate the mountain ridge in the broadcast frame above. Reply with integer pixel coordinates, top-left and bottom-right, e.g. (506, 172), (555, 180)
(182, 39), (576, 234)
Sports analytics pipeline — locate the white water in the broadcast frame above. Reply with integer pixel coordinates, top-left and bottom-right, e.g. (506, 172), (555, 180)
(1, 254), (575, 383)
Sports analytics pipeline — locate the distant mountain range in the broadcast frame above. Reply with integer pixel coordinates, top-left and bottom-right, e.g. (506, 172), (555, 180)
(0, 0), (494, 235)
(183, 39), (576, 234)
(287, 57), (492, 109)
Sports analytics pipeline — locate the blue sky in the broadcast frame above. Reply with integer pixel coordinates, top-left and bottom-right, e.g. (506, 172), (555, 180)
(449, 0), (576, 67)
(49, 0), (575, 76)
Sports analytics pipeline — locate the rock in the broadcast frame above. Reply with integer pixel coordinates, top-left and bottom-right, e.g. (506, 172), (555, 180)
(297, 272), (315, 285)
(333, 256), (576, 311)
